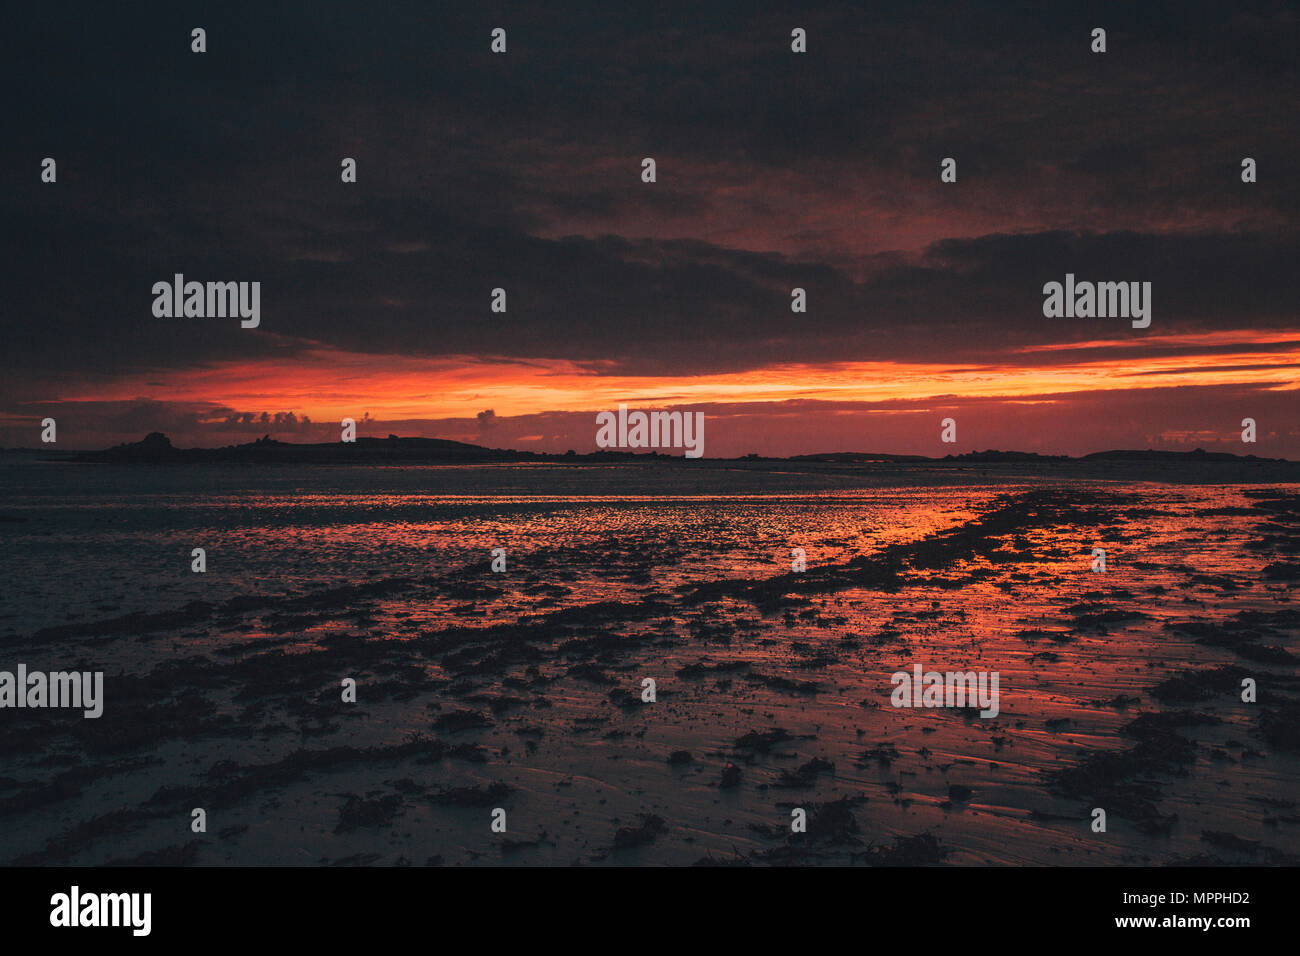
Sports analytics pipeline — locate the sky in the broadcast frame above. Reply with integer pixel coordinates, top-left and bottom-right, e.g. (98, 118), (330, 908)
(3, 1), (1297, 456)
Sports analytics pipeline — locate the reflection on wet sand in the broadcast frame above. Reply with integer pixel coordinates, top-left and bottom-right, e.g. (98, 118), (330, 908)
(0, 465), (1297, 866)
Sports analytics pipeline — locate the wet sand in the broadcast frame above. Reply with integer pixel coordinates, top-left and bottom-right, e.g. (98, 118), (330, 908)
(1, 461), (1297, 865)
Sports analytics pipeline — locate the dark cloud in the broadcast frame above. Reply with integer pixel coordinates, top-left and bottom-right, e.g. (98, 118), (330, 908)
(3, 1), (1296, 445)
(6, 207), (1293, 382)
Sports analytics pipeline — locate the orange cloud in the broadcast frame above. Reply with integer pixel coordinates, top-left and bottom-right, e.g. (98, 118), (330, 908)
(54, 329), (1300, 422)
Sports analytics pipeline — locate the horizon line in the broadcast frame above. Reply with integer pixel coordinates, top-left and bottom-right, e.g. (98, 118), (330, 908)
(5, 431), (1296, 465)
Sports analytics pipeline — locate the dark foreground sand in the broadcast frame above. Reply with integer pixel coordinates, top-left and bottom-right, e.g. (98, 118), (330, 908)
(0, 465), (1297, 866)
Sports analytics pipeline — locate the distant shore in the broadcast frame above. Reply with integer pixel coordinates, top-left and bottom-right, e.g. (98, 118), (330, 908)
(3, 431), (1295, 471)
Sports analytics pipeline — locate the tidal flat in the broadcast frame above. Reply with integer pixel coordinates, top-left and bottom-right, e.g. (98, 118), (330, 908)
(1, 457), (1297, 866)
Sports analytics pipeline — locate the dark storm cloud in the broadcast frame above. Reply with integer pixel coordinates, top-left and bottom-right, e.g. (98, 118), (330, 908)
(6, 196), (1294, 381)
(10, 1), (1296, 181)
(3, 0), (1296, 382)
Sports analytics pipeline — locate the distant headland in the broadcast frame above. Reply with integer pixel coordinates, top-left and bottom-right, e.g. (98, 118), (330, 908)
(7, 431), (1293, 467)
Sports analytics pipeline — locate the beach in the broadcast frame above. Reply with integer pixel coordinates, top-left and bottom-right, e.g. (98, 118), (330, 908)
(1, 456), (1297, 866)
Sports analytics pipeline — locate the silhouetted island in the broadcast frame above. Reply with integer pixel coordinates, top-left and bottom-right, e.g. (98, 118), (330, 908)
(46, 432), (1295, 468)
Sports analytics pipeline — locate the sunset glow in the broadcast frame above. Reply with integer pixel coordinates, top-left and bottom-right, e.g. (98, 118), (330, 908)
(45, 332), (1300, 425)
